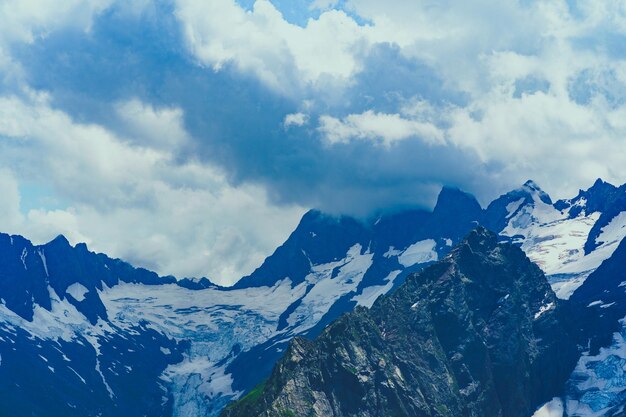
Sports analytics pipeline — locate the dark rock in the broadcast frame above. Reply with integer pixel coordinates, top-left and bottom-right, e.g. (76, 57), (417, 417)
(221, 228), (579, 417)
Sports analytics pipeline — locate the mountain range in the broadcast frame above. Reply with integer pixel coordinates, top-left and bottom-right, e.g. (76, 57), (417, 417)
(2, 179), (626, 416)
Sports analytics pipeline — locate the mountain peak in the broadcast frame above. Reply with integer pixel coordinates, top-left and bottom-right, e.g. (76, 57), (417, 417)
(521, 179), (552, 204)
(462, 226), (498, 252)
(509, 180), (552, 205)
(47, 234), (71, 247)
(523, 179), (540, 188)
(586, 177), (616, 194)
(222, 229), (578, 417)
(433, 186), (482, 218)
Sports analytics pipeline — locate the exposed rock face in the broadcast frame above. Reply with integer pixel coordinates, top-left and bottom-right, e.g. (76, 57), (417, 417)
(221, 228), (579, 417)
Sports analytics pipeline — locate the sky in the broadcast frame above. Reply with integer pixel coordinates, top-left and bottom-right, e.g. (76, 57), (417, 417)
(1, 0), (626, 285)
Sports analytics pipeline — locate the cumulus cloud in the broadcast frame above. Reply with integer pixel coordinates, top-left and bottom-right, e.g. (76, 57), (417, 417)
(3, 0), (626, 283)
(0, 0), (112, 44)
(0, 170), (24, 231)
(0, 92), (304, 284)
(283, 112), (309, 128)
(115, 99), (189, 150)
(318, 110), (444, 147)
(175, 0), (371, 95)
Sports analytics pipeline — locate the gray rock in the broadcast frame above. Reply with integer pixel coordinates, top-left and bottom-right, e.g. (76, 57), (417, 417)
(221, 228), (579, 417)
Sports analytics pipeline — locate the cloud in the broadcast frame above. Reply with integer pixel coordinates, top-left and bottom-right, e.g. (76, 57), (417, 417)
(115, 98), (189, 150)
(0, 170), (24, 231)
(0, 0), (113, 44)
(175, 0), (371, 95)
(3, 0), (626, 283)
(0, 92), (305, 284)
(318, 110), (444, 147)
(283, 112), (309, 128)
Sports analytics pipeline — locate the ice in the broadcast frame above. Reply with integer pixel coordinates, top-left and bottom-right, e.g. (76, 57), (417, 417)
(549, 272), (593, 300)
(565, 323), (626, 417)
(100, 279), (308, 416)
(398, 239), (437, 267)
(20, 248), (27, 270)
(383, 247), (402, 258)
(533, 398), (564, 417)
(352, 270), (401, 308)
(286, 244), (373, 333)
(66, 283), (89, 302)
(506, 198), (525, 218)
(595, 212), (626, 249)
(38, 249), (49, 277)
(534, 302), (555, 319)
(500, 188), (626, 300)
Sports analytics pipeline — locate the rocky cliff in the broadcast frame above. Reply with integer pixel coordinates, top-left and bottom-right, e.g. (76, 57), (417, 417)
(221, 228), (580, 417)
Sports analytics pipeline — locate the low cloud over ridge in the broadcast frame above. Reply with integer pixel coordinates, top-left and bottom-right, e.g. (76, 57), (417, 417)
(0, 0), (625, 283)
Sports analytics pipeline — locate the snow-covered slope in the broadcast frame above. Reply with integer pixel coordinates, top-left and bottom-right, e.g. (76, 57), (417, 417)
(494, 180), (626, 299)
(531, 224), (626, 417)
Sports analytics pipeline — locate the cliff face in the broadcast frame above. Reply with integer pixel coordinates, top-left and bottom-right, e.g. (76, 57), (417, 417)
(221, 228), (579, 417)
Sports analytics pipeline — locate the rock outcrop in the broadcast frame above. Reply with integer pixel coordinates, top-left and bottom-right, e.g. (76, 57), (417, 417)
(221, 228), (579, 417)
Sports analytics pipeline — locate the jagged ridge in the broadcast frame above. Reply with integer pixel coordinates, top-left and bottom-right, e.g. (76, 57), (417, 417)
(221, 228), (580, 417)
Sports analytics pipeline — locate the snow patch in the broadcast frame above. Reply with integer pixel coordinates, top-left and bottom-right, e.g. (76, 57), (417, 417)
(352, 270), (401, 308)
(506, 198), (525, 219)
(548, 272), (592, 300)
(564, 321), (626, 416)
(533, 398), (564, 417)
(38, 249), (49, 277)
(287, 244), (374, 333)
(383, 247), (401, 258)
(20, 248), (27, 270)
(534, 302), (555, 319)
(66, 283), (89, 302)
(398, 239), (437, 267)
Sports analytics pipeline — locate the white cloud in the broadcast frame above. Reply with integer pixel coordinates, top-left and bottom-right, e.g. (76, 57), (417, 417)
(283, 112), (309, 128)
(445, 87), (626, 198)
(309, 0), (340, 11)
(318, 110), (444, 147)
(115, 99), (189, 150)
(0, 0), (113, 44)
(0, 170), (24, 231)
(0, 93), (305, 284)
(175, 0), (372, 95)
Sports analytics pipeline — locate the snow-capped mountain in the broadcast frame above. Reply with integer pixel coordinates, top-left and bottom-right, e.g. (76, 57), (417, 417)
(492, 180), (626, 299)
(1, 179), (626, 416)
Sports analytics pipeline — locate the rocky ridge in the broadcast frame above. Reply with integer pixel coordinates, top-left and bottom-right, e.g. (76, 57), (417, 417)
(221, 228), (580, 417)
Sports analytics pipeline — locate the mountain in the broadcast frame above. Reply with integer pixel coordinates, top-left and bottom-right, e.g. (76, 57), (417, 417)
(538, 237), (626, 417)
(0, 234), (185, 417)
(221, 228), (579, 417)
(0, 233), (175, 323)
(1, 179), (626, 416)
(555, 179), (626, 255)
(493, 180), (626, 299)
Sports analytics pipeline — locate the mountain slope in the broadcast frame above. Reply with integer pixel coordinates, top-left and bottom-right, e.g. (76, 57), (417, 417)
(546, 238), (626, 417)
(221, 228), (580, 417)
(2, 179), (626, 417)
